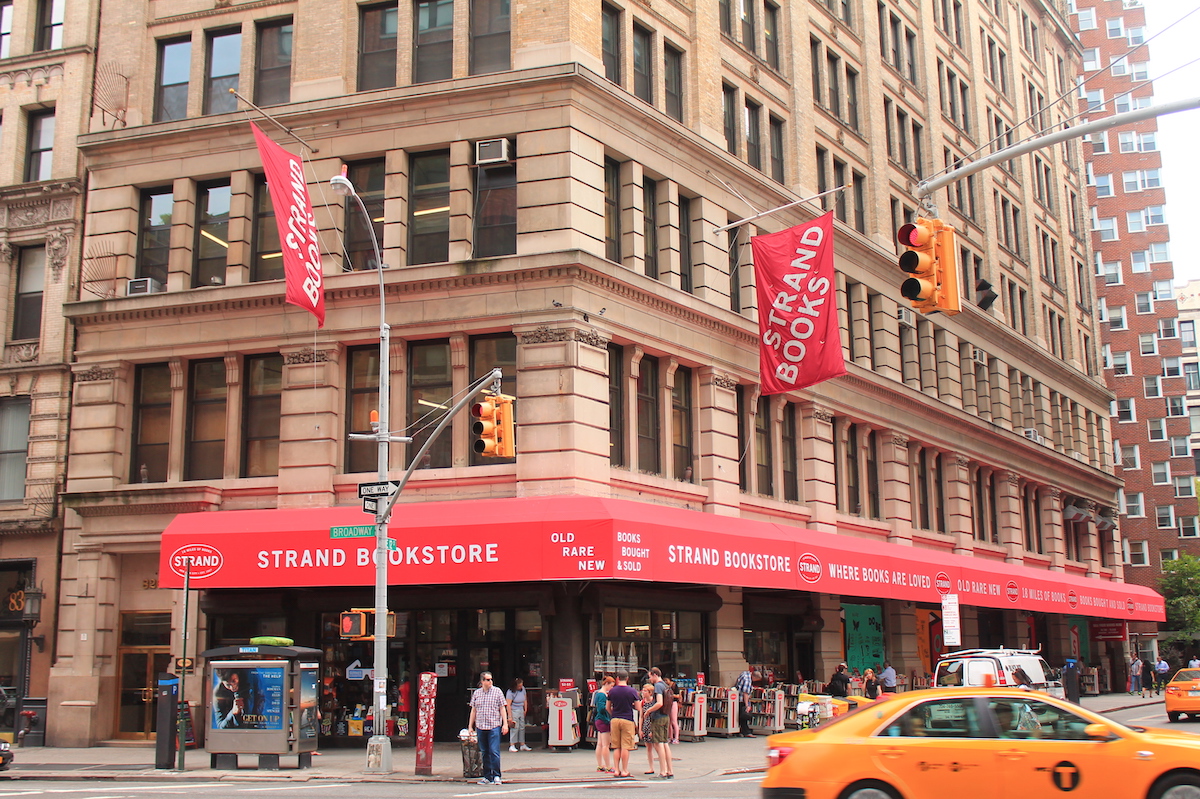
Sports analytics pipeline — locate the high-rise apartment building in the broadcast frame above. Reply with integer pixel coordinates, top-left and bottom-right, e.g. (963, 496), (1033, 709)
(40, 0), (1160, 747)
(1072, 0), (1197, 647)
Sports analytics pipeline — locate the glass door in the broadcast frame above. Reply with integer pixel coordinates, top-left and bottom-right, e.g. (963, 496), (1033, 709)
(115, 611), (173, 740)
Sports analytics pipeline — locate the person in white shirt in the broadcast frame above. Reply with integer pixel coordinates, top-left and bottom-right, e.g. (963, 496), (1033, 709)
(880, 662), (898, 693)
(1189, 655), (1200, 669)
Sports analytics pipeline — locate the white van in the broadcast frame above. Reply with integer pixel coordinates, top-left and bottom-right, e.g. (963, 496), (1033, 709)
(934, 648), (1065, 699)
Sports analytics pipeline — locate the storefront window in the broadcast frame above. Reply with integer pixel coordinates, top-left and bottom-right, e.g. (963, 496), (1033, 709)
(597, 607), (704, 678)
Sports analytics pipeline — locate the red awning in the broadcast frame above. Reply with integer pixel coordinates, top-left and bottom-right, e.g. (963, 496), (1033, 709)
(158, 495), (1165, 621)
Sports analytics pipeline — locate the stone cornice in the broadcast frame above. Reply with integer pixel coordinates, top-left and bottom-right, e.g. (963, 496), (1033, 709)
(64, 486), (223, 517)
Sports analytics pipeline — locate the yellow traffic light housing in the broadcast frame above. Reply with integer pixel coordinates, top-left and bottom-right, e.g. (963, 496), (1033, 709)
(341, 608), (396, 640)
(896, 217), (961, 315)
(471, 396), (501, 456)
(494, 394), (516, 459)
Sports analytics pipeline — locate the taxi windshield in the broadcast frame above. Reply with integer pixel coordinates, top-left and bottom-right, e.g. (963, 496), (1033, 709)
(1172, 669), (1200, 682)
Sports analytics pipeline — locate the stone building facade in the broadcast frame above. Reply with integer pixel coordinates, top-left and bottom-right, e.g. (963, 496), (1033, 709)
(43, 0), (1159, 746)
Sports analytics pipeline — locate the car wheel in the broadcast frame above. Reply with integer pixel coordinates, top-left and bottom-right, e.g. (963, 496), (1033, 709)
(1169, 712), (1181, 722)
(1151, 773), (1200, 799)
(840, 780), (902, 799)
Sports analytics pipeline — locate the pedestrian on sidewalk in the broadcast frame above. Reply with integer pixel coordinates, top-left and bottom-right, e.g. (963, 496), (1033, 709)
(639, 682), (658, 775)
(1189, 654), (1200, 669)
(666, 677), (681, 744)
(593, 676), (615, 774)
(1155, 656), (1171, 695)
(735, 668), (756, 738)
(880, 662), (898, 694)
(1130, 654), (1143, 695)
(1141, 658), (1154, 698)
(606, 672), (641, 779)
(648, 668), (674, 779)
(468, 672), (510, 785)
(506, 678), (531, 752)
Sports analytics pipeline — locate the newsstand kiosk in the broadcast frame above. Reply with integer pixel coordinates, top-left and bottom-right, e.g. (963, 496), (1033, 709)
(201, 644), (321, 770)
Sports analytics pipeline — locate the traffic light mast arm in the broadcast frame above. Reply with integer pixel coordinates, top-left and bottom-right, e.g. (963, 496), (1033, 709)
(917, 95), (1200, 214)
(374, 367), (504, 523)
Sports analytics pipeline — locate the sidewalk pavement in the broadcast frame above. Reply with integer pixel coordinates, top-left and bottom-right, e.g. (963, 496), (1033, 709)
(0, 693), (1167, 784)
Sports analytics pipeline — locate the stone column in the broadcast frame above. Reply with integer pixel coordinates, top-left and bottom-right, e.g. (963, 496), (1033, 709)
(880, 431), (913, 540)
(697, 369), (740, 516)
(801, 404), (837, 533)
(277, 342), (342, 507)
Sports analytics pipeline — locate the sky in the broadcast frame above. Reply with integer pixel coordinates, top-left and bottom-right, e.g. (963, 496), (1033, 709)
(1140, 1), (1200, 286)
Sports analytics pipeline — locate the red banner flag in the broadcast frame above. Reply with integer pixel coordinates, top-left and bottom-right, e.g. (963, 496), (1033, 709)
(751, 212), (846, 394)
(250, 123), (325, 327)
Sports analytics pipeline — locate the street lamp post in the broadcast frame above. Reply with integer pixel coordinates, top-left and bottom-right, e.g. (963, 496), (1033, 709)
(330, 168), (405, 774)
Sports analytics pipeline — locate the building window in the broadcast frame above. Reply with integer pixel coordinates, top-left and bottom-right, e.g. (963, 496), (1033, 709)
(722, 84), (738, 154)
(469, 334), (516, 465)
(204, 30), (241, 115)
(643, 177), (658, 279)
(678, 196), (693, 293)
(193, 182), (231, 287)
(782, 402), (798, 501)
(155, 38), (192, 122)
(132, 364), (170, 484)
(470, 0), (510, 75)
(728, 227), (741, 313)
(137, 188), (173, 285)
(632, 24), (653, 104)
(408, 340), (452, 468)
(409, 151), (450, 264)
(346, 347), (379, 474)
(25, 110), (54, 182)
(255, 18), (293, 106)
(672, 366), (692, 481)
(637, 355), (660, 475)
(35, 0), (62, 51)
(769, 115), (785, 183)
(1125, 540), (1148, 566)
(740, 0), (756, 52)
(764, 2), (780, 69)
(0, 2), (12, 58)
(604, 157), (621, 263)
(736, 386), (748, 490)
(664, 44), (684, 122)
(359, 2), (398, 91)
(343, 160), (386, 271)
(414, 0), (453, 83)
(12, 247), (44, 341)
(720, 0), (732, 35)
(755, 395), (773, 496)
(1124, 492), (1144, 517)
(474, 162), (517, 258)
(602, 3), (621, 84)
(745, 99), (762, 170)
(0, 399), (29, 501)
(242, 354), (282, 477)
(609, 343), (625, 467)
(186, 359), (227, 481)
(251, 177), (283, 282)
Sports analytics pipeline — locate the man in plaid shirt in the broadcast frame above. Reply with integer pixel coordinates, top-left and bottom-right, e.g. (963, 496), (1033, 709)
(735, 668), (756, 737)
(469, 672), (510, 784)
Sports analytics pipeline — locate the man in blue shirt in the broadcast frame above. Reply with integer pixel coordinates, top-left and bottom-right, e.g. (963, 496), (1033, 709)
(735, 669), (755, 737)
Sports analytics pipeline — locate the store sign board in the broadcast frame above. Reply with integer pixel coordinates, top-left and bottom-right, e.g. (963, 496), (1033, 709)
(942, 594), (961, 647)
(1090, 619), (1128, 641)
(157, 497), (1165, 622)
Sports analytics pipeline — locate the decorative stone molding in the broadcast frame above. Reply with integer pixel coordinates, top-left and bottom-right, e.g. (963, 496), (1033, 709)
(810, 407), (833, 423)
(1005, 471), (1021, 486)
(0, 63), (64, 89)
(891, 433), (909, 448)
(74, 365), (117, 382)
(283, 348), (330, 365)
(0, 197), (74, 230)
(0, 241), (11, 265)
(1083, 499), (1098, 512)
(1047, 486), (1062, 499)
(712, 374), (738, 390)
(955, 454), (971, 467)
(6, 343), (38, 364)
(519, 326), (569, 345)
(46, 227), (70, 282)
(574, 329), (607, 349)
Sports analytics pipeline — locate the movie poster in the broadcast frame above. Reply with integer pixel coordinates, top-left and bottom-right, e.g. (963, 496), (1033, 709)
(211, 662), (285, 730)
(298, 664), (319, 740)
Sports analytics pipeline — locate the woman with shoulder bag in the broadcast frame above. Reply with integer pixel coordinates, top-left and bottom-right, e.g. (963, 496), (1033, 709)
(592, 676), (615, 773)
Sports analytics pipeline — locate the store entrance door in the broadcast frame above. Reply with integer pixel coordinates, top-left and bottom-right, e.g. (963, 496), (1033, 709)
(115, 649), (171, 739)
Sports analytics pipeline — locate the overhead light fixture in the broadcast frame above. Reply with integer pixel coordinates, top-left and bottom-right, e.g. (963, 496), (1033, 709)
(200, 230), (229, 248)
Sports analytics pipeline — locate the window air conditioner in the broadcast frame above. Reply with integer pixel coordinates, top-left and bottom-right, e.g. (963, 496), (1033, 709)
(971, 347), (988, 365)
(1022, 428), (1046, 445)
(126, 277), (165, 296)
(475, 138), (512, 166)
(897, 307), (915, 327)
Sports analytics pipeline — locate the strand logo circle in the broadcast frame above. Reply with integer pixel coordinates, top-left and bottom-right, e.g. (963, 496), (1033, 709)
(169, 544), (223, 579)
(1005, 581), (1020, 602)
(1127, 598), (1136, 614)
(797, 553), (822, 583)
(935, 572), (952, 595)
(1067, 590), (1079, 609)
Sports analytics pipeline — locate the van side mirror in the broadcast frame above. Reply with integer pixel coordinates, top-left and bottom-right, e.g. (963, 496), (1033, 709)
(1085, 723), (1116, 741)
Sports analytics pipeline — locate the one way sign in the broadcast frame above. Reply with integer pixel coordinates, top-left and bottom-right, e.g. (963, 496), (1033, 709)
(358, 480), (401, 498)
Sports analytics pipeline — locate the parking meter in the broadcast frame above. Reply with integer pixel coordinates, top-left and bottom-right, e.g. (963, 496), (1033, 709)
(1063, 658), (1081, 704)
(155, 673), (179, 769)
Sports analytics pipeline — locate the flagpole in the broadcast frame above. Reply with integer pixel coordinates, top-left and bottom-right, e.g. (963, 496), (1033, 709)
(713, 185), (848, 234)
(229, 88), (318, 153)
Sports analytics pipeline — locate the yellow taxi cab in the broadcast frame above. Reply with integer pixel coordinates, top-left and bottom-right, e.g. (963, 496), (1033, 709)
(761, 686), (1200, 799)
(1165, 668), (1200, 722)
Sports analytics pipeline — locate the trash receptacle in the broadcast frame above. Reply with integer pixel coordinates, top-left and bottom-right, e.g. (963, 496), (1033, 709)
(459, 729), (481, 778)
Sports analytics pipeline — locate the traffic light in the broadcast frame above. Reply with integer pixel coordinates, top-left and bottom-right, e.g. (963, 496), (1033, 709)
(340, 610), (367, 639)
(494, 394), (516, 459)
(896, 217), (961, 315)
(340, 609), (397, 640)
(471, 395), (501, 456)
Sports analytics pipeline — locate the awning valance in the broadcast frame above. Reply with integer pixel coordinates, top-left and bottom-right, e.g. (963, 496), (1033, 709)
(158, 495), (1165, 622)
